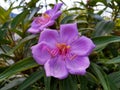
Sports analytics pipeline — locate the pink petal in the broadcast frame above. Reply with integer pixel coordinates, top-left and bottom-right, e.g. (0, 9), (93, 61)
(44, 56), (68, 79)
(66, 56), (90, 75)
(60, 23), (78, 44)
(31, 41), (51, 65)
(53, 3), (63, 12)
(71, 36), (95, 56)
(38, 29), (59, 48)
(31, 17), (41, 27)
(51, 11), (62, 20)
(45, 9), (54, 17)
(39, 20), (55, 30)
(45, 3), (63, 16)
(27, 27), (40, 34)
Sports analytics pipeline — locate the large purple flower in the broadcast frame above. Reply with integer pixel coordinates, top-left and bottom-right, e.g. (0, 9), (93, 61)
(28, 3), (63, 34)
(31, 23), (95, 79)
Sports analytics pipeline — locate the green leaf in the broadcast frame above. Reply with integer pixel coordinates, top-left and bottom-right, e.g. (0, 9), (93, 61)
(90, 14), (103, 21)
(0, 57), (38, 82)
(91, 63), (118, 90)
(28, 7), (39, 20)
(27, 0), (38, 7)
(88, 0), (107, 6)
(50, 78), (58, 90)
(11, 29), (23, 37)
(11, 9), (29, 28)
(17, 70), (44, 90)
(1, 77), (26, 90)
(67, 7), (84, 11)
(105, 56), (120, 64)
(61, 15), (76, 24)
(0, 38), (10, 44)
(77, 76), (88, 90)
(0, 53), (14, 59)
(92, 36), (120, 51)
(6, 34), (37, 55)
(91, 63), (108, 90)
(85, 72), (99, 85)
(0, 27), (10, 44)
(44, 77), (51, 90)
(109, 71), (120, 88)
(94, 20), (114, 37)
(0, 6), (7, 22)
(0, 6), (12, 23)
(59, 75), (78, 90)
(106, 0), (112, 3)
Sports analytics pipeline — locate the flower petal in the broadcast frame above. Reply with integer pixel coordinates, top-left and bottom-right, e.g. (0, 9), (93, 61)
(31, 41), (51, 65)
(27, 27), (40, 34)
(38, 29), (59, 47)
(31, 17), (41, 27)
(45, 3), (63, 16)
(66, 56), (90, 75)
(51, 11), (62, 20)
(71, 36), (95, 56)
(53, 3), (63, 12)
(60, 23), (78, 44)
(39, 20), (55, 30)
(45, 9), (54, 17)
(44, 56), (68, 79)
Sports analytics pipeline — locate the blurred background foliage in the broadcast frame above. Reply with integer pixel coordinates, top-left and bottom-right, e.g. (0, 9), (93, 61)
(1, 0), (120, 90)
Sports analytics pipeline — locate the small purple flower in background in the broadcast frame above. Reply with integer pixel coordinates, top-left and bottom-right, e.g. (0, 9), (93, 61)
(31, 23), (95, 79)
(27, 3), (63, 34)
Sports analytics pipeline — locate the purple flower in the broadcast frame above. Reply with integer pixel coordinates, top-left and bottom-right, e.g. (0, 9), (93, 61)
(27, 3), (63, 34)
(31, 23), (95, 79)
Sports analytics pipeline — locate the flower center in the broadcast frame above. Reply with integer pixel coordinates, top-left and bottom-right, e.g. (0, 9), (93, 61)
(56, 43), (70, 55)
(42, 13), (50, 19)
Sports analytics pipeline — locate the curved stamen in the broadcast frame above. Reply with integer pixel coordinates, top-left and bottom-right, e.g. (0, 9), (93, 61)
(46, 47), (58, 57)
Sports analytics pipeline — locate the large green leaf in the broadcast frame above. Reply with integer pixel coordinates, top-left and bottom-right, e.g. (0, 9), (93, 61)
(11, 9), (29, 28)
(44, 76), (51, 90)
(0, 57), (38, 82)
(1, 77), (26, 90)
(109, 71), (120, 88)
(59, 75), (78, 90)
(77, 76), (88, 90)
(61, 15), (76, 24)
(91, 63), (118, 90)
(50, 78), (58, 90)
(17, 70), (44, 90)
(85, 72), (99, 85)
(94, 20), (114, 37)
(92, 36), (120, 51)
(105, 56), (120, 64)
(0, 6), (12, 23)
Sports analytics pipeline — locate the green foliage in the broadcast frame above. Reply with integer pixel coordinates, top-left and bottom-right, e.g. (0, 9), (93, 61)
(94, 21), (115, 37)
(17, 70), (44, 90)
(93, 36), (120, 51)
(1, 0), (120, 90)
(0, 57), (38, 82)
